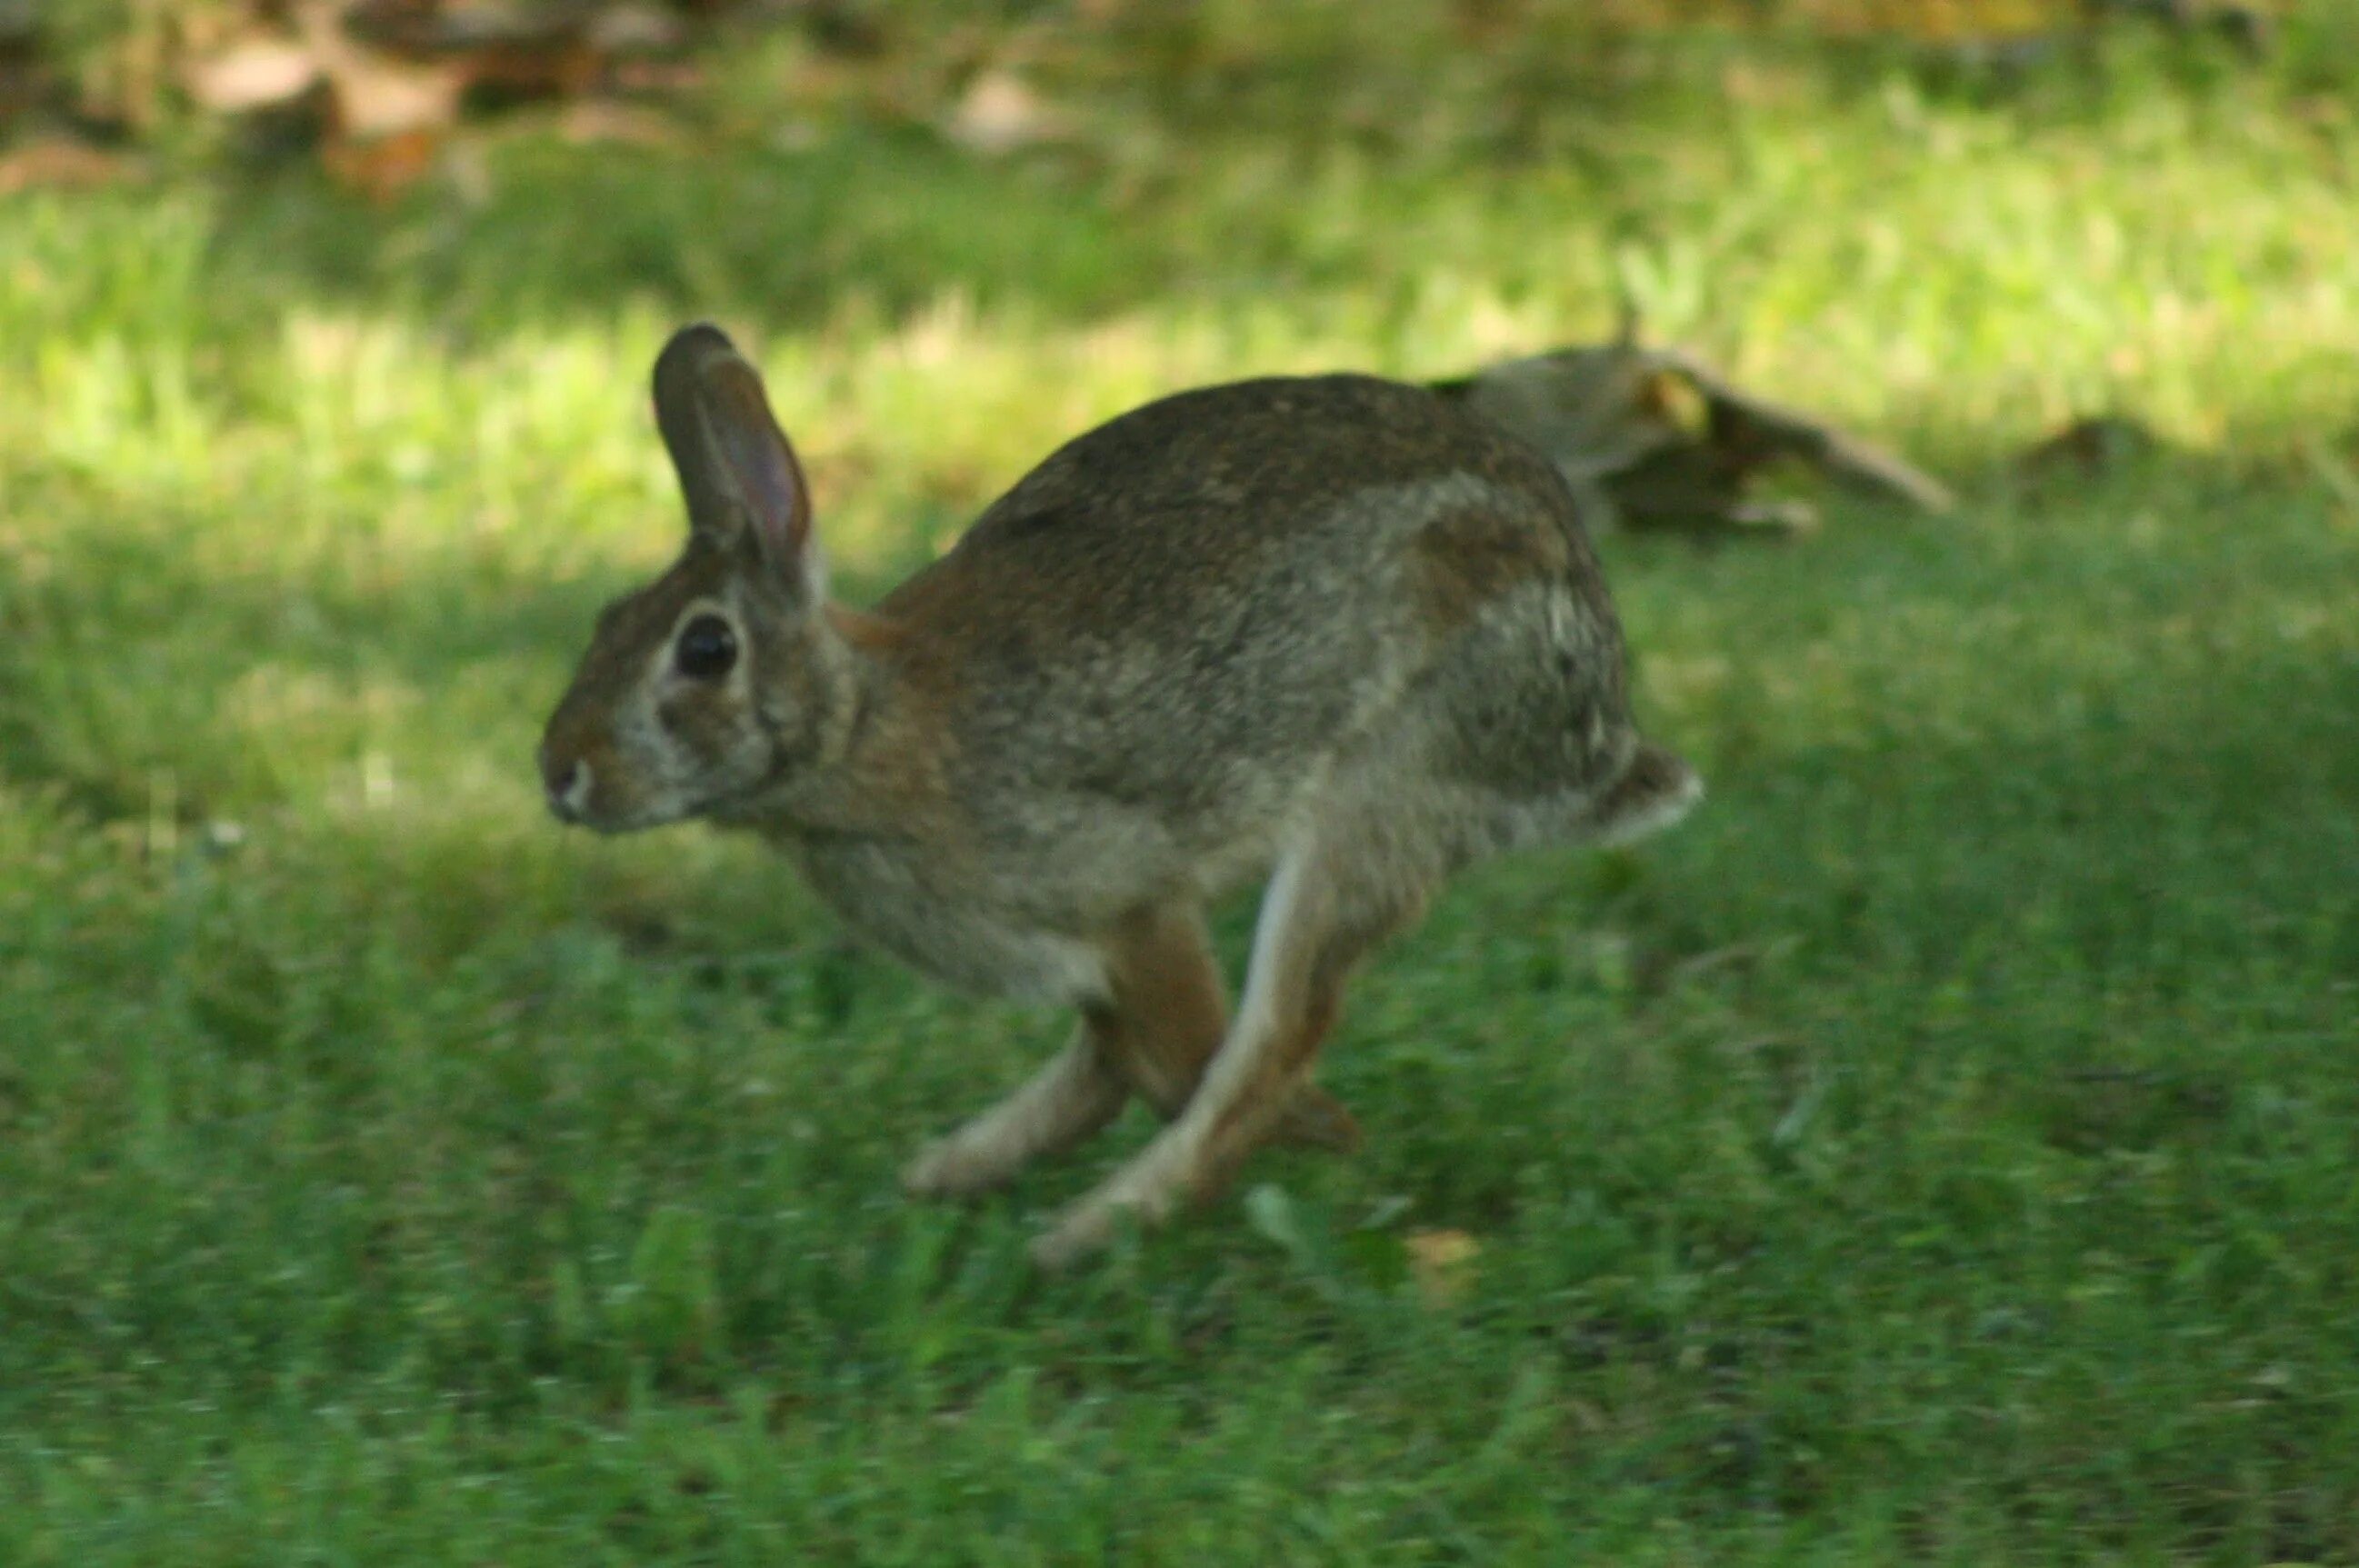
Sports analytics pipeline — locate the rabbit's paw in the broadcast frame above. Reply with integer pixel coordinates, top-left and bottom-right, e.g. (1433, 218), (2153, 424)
(1029, 1150), (1190, 1270)
(1028, 1200), (1126, 1272)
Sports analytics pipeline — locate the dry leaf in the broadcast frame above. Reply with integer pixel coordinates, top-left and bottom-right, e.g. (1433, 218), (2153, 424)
(945, 68), (1067, 156)
(1405, 1228), (1482, 1307)
(324, 54), (465, 141)
(185, 37), (323, 114)
(0, 136), (139, 195)
(301, 4), (466, 141)
(321, 126), (445, 203)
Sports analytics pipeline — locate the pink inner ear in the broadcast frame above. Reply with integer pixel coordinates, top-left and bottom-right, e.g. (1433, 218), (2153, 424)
(702, 365), (814, 569)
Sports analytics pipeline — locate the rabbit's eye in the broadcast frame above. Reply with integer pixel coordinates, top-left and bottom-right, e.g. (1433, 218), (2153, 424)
(675, 614), (738, 680)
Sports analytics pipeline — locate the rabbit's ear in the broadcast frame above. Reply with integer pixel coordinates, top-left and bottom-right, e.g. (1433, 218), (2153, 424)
(652, 324), (818, 596)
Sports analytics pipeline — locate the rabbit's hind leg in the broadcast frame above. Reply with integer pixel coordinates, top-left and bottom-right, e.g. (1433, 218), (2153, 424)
(1030, 831), (1426, 1269)
(1085, 902), (1231, 1123)
(1095, 902), (1364, 1155)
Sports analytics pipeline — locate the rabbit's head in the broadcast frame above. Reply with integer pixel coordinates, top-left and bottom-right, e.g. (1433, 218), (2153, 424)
(539, 325), (854, 833)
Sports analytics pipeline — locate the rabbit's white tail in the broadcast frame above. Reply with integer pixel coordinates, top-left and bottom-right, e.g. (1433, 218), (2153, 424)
(1586, 742), (1703, 847)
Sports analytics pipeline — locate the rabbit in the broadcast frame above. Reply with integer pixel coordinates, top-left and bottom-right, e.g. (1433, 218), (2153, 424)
(539, 324), (1701, 1269)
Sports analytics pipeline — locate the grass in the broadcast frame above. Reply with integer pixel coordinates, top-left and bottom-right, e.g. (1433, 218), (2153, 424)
(4, 15), (2359, 1563)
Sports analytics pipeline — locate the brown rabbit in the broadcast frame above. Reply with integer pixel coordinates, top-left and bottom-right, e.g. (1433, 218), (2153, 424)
(540, 325), (1700, 1268)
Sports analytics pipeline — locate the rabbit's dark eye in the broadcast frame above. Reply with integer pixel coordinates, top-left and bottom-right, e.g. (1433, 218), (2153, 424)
(675, 614), (738, 680)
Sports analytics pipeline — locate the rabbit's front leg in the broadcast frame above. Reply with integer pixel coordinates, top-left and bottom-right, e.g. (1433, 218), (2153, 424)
(901, 899), (1231, 1198)
(901, 1028), (1126, 1198)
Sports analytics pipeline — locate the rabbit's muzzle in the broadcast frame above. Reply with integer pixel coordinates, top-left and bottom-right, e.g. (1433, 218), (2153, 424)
(540, 747), (592, 824)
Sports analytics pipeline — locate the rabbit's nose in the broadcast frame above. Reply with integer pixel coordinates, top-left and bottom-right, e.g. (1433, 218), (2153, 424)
(542, 753), (591, 823)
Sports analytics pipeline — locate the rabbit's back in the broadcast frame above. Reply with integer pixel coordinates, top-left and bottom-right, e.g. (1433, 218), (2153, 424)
(856, 375), (1639, 913)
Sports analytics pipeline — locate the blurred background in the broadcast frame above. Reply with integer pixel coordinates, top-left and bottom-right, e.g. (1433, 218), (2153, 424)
(5, 4), (2359, 1563)
(5, 0), (2352, 824)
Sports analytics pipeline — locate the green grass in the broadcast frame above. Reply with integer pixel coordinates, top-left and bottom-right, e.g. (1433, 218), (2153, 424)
(5, 18), (2359, 1564)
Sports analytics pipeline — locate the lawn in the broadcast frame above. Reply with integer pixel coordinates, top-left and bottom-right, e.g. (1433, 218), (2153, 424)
(3, 14), (2357, 1563)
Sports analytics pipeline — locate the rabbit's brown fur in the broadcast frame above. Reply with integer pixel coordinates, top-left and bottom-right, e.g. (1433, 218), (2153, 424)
(541, 325), (1698, 1267)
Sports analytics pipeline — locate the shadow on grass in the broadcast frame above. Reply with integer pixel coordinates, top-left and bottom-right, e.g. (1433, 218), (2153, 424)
(205, 130), (1165, 340)
(7, 429), (2354, 875)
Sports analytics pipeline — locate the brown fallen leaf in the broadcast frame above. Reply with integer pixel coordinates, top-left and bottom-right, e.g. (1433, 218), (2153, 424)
(0, 136), (140, 195)
(346, 0), (688, 105)
(455, 37), (606, 102)
(321, 125), (446, 204)
(288, 4), (465, 201)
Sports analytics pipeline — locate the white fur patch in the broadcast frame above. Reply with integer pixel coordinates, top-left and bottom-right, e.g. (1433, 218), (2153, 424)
(1592, 764), (1704, 849)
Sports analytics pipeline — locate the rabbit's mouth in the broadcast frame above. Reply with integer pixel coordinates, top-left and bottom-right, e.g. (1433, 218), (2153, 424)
(550, 796), (685, 836)
(544, 755), (595, 824)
